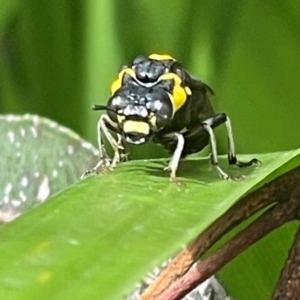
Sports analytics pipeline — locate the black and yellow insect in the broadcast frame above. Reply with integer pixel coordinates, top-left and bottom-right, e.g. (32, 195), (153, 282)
(88, 54), (259, 182)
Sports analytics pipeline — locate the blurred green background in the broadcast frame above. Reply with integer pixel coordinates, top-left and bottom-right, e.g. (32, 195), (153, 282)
(0, 0), (299, 157)
(0, 1), (299, 299)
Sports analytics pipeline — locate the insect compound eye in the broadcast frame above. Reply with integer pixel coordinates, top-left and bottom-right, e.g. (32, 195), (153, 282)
(147, 91), (174, 130)
(132, 55), (148, 66)
(174, 68), (185, 81)
(133, 56), (167, 83)
(106, 95), (127, 123)
(169, 62), (185, 81)
(122, 72), (139, 87)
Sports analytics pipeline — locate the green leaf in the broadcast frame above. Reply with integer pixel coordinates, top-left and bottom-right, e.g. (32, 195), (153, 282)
(0, 149), (299, 299)
(0, 114), (98, 221)
(0, 0), (19, 34)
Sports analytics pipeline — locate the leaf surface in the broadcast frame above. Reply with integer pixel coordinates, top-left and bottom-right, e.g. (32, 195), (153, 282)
(0, 150), (299, 299)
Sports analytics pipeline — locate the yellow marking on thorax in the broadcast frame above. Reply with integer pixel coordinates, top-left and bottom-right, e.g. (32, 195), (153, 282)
(149, 54), (175, 61)
(185, 86), (192, 95)
(110, 68), (136, 95)
(160, 73), (189, 111)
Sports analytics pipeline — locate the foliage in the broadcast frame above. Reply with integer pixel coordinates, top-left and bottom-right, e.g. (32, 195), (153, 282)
(0, 0), (299, 155)
(0, 150), (299, 300)
(0, 1), (299, 299)
(0, 114), (98, 221)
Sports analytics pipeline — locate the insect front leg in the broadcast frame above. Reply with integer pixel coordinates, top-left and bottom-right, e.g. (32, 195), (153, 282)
(81, 114), (123, 178)
(111, 133), (127, 167)
(163, 133), (185, 184)
(96, 114), (125, 169)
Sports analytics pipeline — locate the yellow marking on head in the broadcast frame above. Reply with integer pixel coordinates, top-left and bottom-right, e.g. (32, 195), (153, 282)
(110, 68), (136, 95)
(149, 115), (157, 129)
(160, 73), (187, 111)
(149, 54), (175, 61)
(123, 120), (150, 135)
(117, 115), (125, 124)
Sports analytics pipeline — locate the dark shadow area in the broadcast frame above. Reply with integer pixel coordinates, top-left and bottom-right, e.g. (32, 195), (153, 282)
(118, 157), (261, 184)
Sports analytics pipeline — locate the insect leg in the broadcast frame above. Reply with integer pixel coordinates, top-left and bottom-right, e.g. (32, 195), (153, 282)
(202, 114), (230, 179)
(111, 134), (125, 167)
(224, 116), (260, 167)
(81, 114), (124, 178)
(203, 113), (259, 179)
(164, 133), (185, 182)
(97, 114), (125, 168)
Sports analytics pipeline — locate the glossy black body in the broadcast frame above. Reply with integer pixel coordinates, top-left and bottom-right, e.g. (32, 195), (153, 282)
(108, 56), (217, 158)
(155, 82), (215, 157)
(131, 56), (216, 157)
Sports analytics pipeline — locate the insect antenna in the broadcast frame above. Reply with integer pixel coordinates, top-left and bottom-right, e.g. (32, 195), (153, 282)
(92, 104), (108, 111)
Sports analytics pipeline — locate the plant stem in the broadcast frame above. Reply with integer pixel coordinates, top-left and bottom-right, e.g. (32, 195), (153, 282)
(154, 186), (300, 300)
(140, 166), (300, 299)
(271, 223), (300, 299)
